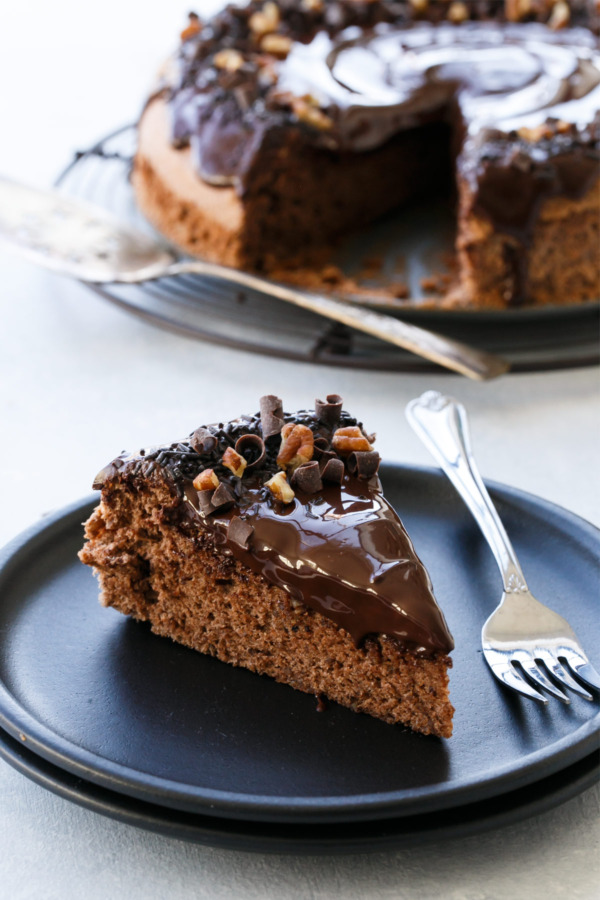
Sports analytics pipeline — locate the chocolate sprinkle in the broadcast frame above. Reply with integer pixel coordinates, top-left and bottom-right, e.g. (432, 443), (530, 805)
(235, 433), (266, 470)
(260, 395), (285, 440)
(321, 457), (344, 484)
(347, 450), (381, 479)
(227, 516), (254, 550)
(291, 461), (323, 493)
(315, 394), (343, 428)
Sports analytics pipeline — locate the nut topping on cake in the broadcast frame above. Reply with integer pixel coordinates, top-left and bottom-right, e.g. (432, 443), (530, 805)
(193, 468), (220, 491)
(222, 447), (248, 478)
(277, 423), (314, 471)
(249, 2), (281, 38)
(260, 33), (293, 58)
(213, 49), (245, 72)
(265, 470), (295, 503)
(180, 12), (202, 42)
(332, 426), (373, 455)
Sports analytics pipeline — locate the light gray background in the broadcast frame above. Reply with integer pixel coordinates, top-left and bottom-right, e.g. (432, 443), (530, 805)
(0, 2), (598, 897)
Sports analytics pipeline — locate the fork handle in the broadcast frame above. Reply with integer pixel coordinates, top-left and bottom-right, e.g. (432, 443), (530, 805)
(406, 391), (529, 594)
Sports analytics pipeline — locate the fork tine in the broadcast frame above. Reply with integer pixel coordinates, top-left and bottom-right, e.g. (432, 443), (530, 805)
(561, 650), (600, 691)
(484, 651), (549, 703)
(536, 651), (593, 701)
(518, 659), (571, 703)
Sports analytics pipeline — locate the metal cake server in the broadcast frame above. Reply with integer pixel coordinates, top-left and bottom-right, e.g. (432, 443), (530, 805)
(406, 390), (600, 704)
(0, 177), (509, 380)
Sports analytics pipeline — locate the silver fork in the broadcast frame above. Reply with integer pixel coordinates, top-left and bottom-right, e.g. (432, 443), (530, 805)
(406, 390), (600, 704)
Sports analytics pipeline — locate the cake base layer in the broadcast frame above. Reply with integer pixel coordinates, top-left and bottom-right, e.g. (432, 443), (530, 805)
(80, 473), (454, 739)
(452, 177), (600, 309)
(132, 97), (452, 274)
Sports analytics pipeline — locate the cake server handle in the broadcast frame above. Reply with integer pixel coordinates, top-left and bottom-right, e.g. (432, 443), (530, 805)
(166, 260), (509, 381)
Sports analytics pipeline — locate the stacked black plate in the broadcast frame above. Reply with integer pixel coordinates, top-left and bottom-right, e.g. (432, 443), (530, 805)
(0, 467), (598, 853)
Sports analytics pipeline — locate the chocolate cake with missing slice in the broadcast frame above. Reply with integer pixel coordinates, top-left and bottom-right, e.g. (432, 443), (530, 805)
(79, 395), (454, 738)
(132, 1), (600, 309)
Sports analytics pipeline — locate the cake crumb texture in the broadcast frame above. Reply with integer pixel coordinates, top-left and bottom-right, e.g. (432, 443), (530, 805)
(80, 473), (454, 739)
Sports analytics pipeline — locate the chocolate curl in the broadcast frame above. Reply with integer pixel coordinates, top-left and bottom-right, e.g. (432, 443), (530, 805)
(317, 449), (336, 471)
(259, 395), (285, 440)
(291, 461), (323, 493)
(321, 457), (344, 484)
(347, 451), (381, 479)
(315, 394), (343, 428)
(235, 433), (266, 470)
(190, 427), (217, 455)
(312, 436), (330, 459)
(227, 516), (254, 550)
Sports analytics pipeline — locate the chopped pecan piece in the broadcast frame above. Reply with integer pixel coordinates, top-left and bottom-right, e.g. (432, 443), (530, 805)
(260, 33), (292, 58)
(192, 468), (219, 491)
(265, 471), (295, 503)
(549, 0), (570, 29)
(249, 2), (280, 37)
(213, 49), (245, 72)
(331, 426), (372, 456)
(447, 1), (469, 23)
(180, 13), (202, 41)
(277, 423), (314, 471)
(292, 96), (333, 131)
(222, 447), (248, 478)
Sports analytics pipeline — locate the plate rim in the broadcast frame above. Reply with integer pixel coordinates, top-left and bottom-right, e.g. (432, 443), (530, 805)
(0, 724), (597, 854)
(0, 467), (598, 825)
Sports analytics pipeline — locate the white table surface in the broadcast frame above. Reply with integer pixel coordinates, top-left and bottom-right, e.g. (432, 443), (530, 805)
(0, 2), (599, 897)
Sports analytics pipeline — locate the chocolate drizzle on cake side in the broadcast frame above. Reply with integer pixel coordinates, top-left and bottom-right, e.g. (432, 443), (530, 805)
(93, 395), (454, 657)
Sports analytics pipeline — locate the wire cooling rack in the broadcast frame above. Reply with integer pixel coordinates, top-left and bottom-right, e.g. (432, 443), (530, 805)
(55, 125), (600, 373)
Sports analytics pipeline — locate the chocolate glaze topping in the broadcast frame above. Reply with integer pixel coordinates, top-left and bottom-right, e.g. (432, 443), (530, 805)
(158, 2), (600, 305)
(167, 5), (599, 191)
(95, 397), (454, 657)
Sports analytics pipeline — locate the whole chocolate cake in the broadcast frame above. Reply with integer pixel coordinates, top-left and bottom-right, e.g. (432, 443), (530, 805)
(132, 0), (600, 309)
(79, 395), (455, 738)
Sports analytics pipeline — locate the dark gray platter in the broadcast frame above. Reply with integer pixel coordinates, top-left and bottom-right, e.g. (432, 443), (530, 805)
(56, 126), (600, 374)
(0, 467), (598, 829)
(0, 726), (597, 854)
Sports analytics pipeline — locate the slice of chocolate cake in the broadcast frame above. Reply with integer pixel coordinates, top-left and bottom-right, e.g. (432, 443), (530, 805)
(79, 395), (454, 738)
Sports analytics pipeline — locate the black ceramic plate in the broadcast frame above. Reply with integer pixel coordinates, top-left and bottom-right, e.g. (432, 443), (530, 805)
(0, 467), (598, 826)
(1, 725), (597, 854)
(55, 126), (600, 373)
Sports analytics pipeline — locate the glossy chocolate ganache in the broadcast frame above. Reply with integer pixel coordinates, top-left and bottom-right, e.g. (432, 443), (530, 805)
(94, 395), (453, 657)
(167, 2), (599, 208)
